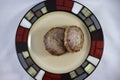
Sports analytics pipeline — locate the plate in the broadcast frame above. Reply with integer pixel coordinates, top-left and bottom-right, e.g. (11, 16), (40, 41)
(15, 0), (104, 80)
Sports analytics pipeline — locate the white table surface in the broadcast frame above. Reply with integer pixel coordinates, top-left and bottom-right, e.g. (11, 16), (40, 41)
(0, 0), (120, 80)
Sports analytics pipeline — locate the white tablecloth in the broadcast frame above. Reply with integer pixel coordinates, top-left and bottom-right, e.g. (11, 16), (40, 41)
(0, 0), (120, 80)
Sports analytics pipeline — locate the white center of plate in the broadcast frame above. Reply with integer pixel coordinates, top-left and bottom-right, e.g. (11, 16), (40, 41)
(28, 11), (91, 74)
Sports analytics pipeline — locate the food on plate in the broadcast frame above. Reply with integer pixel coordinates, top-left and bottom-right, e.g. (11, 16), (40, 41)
(44, 27), (66, 56)
(64, 26), (84, 52)
(44, 26), (84, 56)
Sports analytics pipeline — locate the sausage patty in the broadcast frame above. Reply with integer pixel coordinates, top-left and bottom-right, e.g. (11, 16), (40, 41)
(64, 26), (84, 52)
(44, 27), (66, 56)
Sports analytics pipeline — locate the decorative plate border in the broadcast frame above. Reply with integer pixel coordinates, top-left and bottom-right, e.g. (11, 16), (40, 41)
(15, 0), (104, 80)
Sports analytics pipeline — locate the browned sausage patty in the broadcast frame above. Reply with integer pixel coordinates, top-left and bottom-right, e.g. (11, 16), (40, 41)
(44, 27), (66, 56)
(64, 26), (84, 52)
